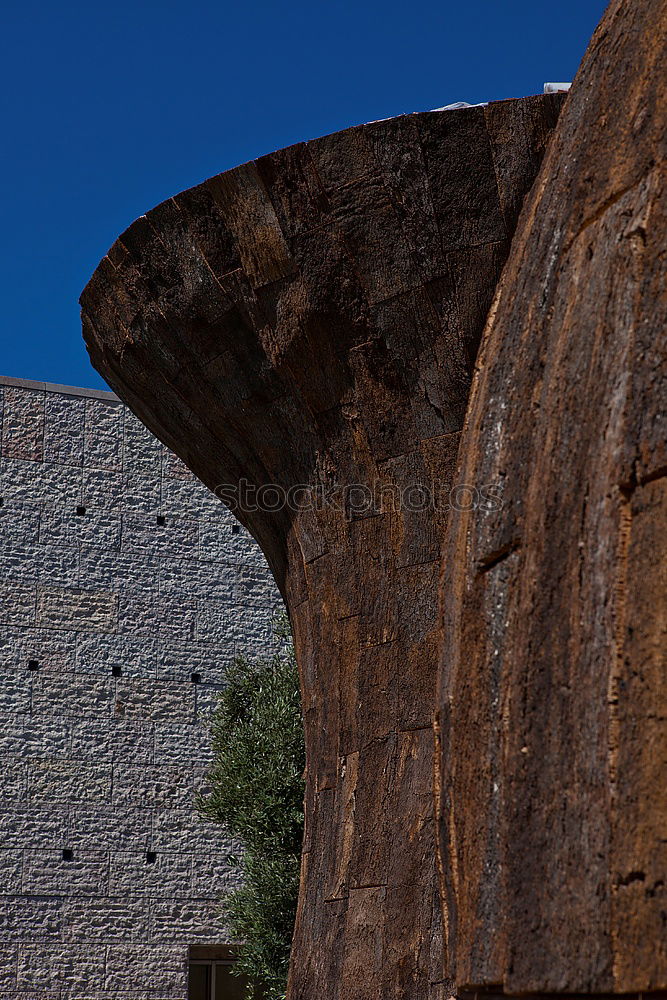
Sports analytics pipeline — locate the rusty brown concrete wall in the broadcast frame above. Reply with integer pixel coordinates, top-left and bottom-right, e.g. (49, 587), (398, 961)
(80, 96), (563, 999)
(437, 0), (667, 993)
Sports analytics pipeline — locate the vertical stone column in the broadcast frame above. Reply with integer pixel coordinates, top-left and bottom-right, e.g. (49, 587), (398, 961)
(437, 0), (667, 993)
(82, 95), (563, 998)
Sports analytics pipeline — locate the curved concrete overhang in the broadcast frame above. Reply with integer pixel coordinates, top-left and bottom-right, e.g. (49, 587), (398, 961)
(81, 96), (563, 595)
(81, 95), (565, 999)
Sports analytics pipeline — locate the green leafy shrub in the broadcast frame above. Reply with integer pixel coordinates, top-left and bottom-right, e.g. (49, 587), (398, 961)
(198, 617), (304, 1000)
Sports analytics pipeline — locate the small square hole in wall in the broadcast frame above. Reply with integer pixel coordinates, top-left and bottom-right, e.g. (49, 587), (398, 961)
(146, 851), (157, 864)
(76, 505), (86, 516)
(191, 672), (202, 685)
(62, 849), (74, 862)
(232, 524), (240, 534)
(111, 665), (122, 678)
(156, 515), (166, 527)
(27, 660), (39, 672)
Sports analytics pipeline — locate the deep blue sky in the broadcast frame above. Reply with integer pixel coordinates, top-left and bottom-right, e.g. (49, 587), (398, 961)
(1, 0), (607, 390)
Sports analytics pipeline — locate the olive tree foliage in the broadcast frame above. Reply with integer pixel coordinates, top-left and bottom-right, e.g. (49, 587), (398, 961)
(198, 616), (305, 1000)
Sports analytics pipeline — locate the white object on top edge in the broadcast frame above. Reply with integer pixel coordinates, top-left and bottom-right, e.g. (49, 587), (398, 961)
(431, 101), (488, 111)
(544, 82), (572, 93)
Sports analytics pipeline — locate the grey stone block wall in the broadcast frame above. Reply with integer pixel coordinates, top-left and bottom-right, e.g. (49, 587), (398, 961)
(0, 378), (283, 999)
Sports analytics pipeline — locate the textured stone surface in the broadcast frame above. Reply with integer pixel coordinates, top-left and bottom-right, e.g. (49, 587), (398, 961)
(437, 0), (667, 993)
(81, 95), (565, 998)
(0, 378), (281, 998)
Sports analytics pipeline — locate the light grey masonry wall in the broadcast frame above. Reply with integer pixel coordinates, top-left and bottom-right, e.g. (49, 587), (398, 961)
(0, 377), (282, 1000)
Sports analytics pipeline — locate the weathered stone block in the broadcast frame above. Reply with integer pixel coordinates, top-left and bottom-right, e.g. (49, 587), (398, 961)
(0, 853), (24, 895)
(0, 993), (59, 1000)
(0, 457), (82, 506)
(1, 390), (44, 463)
(67, 806), (151, 852)
(0, 627), (76, 673)
(108, 851), (192, 898)
(17, 943), (107, 991)
(0, 673), (32, 716)
(82, 467), (161, 514)
(112, 764), (192, 809)
(122, 514), (199, 558)
(0, 763), (28, 803)
(192, 683), (226, 720)
(190, 855), (242, 900)
(160, 477), (230, 520)
(151, 809), (237, 855)
(149, 900), (228, 942)
(40, 506), (121, 550)
(117, 594), (199, 643)
(198, 521), (265, 565)
(36, 588), (118, 633)
(155, 643), (231, 686)
(75, 633), (157, 678)
(234, 566), (276, 607)
(0, 587), (35, 628)
(0, 544), (80, 588)
(0, 505), (40, 546)
(162, 450), (195, 481)
(10, 717), (72, 758)
(79, 548), (160, 594)
(0, 806), (67, 850)
(84, 397), (124, 470)
(153, 721), (213, 767)
(158, 558), (236, 603)
(70, 717), (154, 763)
(123, 414), (161, 475)
(22, 851), (109, 896)
(105, 944), (187, 993)
(28, 760), (112, 804)
(61, 897), (150, 941)
(0, 944), (18, 988)
(31, 675), (115, 717)
(195, 601), (273, 657)
(112, 678), (194, 723)
(44, 394), (85, 467)
(0, 897), (61, 941)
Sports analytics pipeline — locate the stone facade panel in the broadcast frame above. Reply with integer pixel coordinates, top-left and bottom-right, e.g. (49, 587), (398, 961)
(0, 897), (62, 942)
(31, 675), (115, 718)
(75, 633), (157, 679)
(0, 458), (83, 506)
(43, 396), (85, 468)
(1, 390), (44, 463)
(0, 587), (35, 629)
(112, 678), (194, 723)
(36, 589), (118, 634)
(27, 760), (113, 804)
(83, 399), (124, 471)
(0, 806), (67, 850)
(149, 900), (227, 942)
(67, 807), (152, 852)
(0, 853), (24, 895)
(104, 945), (186, 993)
(61, 899), (150, 941)
(16, 943), (107, 991)
(22, 852), (110, 897)
(108, 853), (192, 899)
(39, 507), (121, 551)
(70, 718), (154, 763)
(0, 628), (76, 674)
